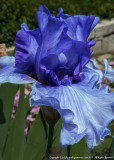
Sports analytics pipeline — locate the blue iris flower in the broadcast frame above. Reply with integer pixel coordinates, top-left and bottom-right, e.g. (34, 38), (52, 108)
(0, 5), (114, 148)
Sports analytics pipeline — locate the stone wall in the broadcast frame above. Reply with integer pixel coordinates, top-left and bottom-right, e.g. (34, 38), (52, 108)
(89, 19), (114, 55)
(6, 46), (15, 56)
(0, 44), (7, 57)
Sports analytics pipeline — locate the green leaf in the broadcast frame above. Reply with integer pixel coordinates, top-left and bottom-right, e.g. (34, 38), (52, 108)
(62, 138), (91, 160)
(23, 110), (48, 160)
(52, 118), (62, 147)
(3, 85), (26, 160)
(54, 119), (91, 159)
(0, 151), (2, 160)
(0, 83), (18, 155)
(70, 138), (91, 160)
(108, 137), (114, 157)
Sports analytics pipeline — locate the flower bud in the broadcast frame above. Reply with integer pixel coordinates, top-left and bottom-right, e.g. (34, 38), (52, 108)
(42, 106), (60, 126)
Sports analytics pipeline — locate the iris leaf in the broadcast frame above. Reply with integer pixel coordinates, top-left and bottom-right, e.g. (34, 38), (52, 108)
(3, 85), (25, 160)
(45, 118), (63, 159)
(23, 110), (48, 160)
(0, 83), (18, 156)
(108, 137), (114, 157)
(70, 138), (91, 160)
(0, 151), (2, 160)
(52, 118), (63, 147)
(62, 138), (91, 160)
(52, 118), (91, 159)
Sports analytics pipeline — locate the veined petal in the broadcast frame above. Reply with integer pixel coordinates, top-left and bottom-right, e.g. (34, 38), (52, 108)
(0, 56), (35, 84)
(30, 76), (114, 148)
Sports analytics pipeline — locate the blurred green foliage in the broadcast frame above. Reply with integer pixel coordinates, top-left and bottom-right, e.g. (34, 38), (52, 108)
(110, 81), (114, 88)
(0, 0), (114, 47)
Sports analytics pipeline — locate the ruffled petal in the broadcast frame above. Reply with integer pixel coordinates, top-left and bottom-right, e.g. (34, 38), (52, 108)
(36, 11), (69, 57)
(84, 59), (104, 86)
(104, 59), (114, 83)
(15, 23), (40, 72)
(38, 5), (51, 15)
(57, 8), (63, 18)
(36, 10), (73, 84)
(84, 59), (114, 86)
(43, 41), (91, 82)
(73, 41), (92, 76)
(0, 56), (35, 84)
(30, 75), (114, 148)
(36, 5), (99, 43)
(60, 15), (99, 41)
(34, 6), (99, 85)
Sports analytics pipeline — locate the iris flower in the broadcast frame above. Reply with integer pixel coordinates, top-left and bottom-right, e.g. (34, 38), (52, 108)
(0, 5), (114, 148)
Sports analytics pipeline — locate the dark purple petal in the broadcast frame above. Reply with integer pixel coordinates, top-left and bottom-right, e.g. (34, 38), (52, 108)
(38, 5), (51, 15)
(15, 23), (40, 73)
(73, 41), (91, 76)
(13, 6), (99, 86)
(57, 8), (63, 18)
(34, 6), (99, 85)
(35, 11), (73, 84)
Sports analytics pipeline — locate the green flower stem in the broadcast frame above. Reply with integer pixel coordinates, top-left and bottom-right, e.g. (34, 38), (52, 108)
(67, 145), (71, 157)
(47, 125), (54, 149)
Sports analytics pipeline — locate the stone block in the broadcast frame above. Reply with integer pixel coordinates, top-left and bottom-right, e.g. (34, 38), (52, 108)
(103, 34), (114, 53)
(89, 19), (114, 40)
(0, 44), (7, 57)
(92, 40), (102, 54)
(6, 46), (15, 56)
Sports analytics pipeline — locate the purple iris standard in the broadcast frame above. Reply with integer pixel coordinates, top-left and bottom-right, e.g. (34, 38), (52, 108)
(0, 5), (114, 148)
